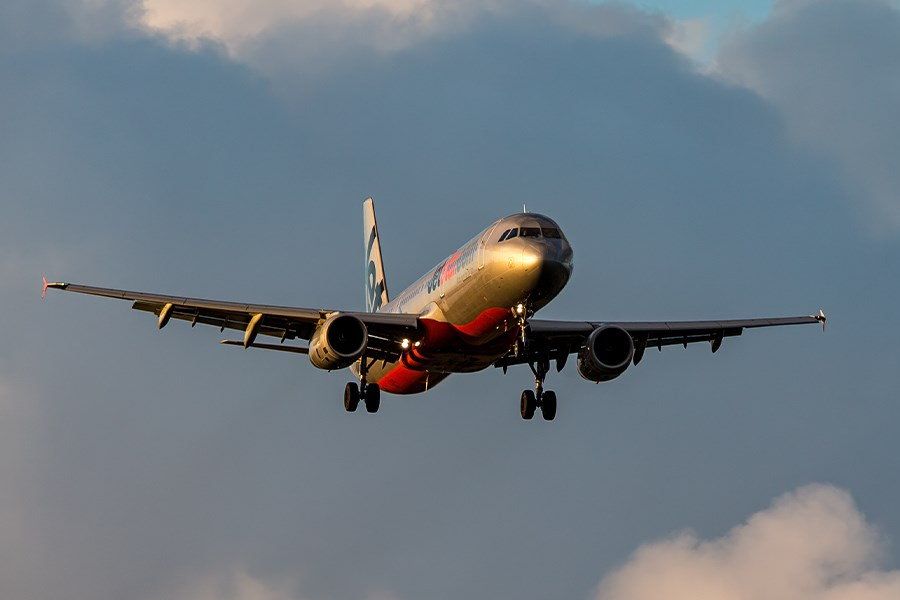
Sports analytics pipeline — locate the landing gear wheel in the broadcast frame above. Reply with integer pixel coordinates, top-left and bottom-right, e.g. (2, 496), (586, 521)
(364, 384), (381, 413)
(541, 390), (557, 421)
(344, 382), (360, 412)
(520, 389), (536, 420)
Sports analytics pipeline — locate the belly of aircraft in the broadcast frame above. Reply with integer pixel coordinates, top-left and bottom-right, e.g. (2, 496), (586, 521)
(367, 305), (518, 394)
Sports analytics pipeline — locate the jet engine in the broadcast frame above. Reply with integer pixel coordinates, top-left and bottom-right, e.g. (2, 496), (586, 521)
(309, 314), (368, 370)
(577, 325), (635, 382)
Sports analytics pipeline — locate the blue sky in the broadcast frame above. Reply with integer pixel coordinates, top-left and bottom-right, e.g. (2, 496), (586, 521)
(3, 1), (900, 599)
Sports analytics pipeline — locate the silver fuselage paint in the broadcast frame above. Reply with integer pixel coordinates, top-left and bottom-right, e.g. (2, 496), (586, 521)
(353, 213), (574, 391)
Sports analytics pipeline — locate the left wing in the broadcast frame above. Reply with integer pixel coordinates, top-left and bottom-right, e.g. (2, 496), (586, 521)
(497, 311), (826, 368)
(42, 278), (419, 357)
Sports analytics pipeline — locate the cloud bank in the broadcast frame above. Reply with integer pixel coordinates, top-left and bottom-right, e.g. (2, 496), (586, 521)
(595, 484), (900, 600)
(719, 0), (900, 232)
(89, 0), (900, 232)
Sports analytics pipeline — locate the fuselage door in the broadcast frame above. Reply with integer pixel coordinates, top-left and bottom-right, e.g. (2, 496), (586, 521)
(478, 222), (499, 270)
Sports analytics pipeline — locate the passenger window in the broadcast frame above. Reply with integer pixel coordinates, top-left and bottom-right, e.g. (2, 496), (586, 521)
(542, 228), (561, 239)
(506, 228), (519, 239)
(520, 227), (541, 238)
(497, 229), (511, 242)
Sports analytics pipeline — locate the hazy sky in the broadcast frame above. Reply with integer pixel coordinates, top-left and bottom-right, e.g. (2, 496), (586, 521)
(3, 1), (900, 599)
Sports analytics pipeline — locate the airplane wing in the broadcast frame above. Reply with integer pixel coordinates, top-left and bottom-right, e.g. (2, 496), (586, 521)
(496, 312), (826, 368)
(42, 279), (419, 358)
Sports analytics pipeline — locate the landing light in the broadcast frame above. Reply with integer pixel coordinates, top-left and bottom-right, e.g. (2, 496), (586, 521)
(414, 341), (421, 347)
(516, 303), (525, 315)
(401, 338), (410, 349)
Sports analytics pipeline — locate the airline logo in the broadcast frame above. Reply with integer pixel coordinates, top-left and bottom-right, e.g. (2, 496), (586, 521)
(425, 241), (478, 294)
(366, 225), (387, 312)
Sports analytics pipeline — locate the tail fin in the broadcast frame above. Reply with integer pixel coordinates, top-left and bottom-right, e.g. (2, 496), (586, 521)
(364, 197), (389, 312)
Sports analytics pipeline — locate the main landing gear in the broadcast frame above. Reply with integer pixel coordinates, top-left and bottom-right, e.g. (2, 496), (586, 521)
(520, 357), (557, 421)
(343, 381), (380, 413)
(345, 356), (380, 413)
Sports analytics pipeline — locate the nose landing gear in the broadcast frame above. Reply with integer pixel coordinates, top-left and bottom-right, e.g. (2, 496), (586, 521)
(509, 303), (558, 421)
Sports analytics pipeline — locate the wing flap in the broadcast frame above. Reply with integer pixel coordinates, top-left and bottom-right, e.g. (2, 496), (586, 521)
(132, 300), (314, 340)
(47, 280), (419, 346)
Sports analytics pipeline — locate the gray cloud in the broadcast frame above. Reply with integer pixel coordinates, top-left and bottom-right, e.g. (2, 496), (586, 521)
(718, 0), (900, 232)
(595, 484), (900, 600)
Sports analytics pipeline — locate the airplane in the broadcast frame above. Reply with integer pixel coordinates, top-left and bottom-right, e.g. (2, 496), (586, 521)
(43, 198), (826, 420)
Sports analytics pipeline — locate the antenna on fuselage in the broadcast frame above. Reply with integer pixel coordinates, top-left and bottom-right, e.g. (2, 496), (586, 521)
(523, 202), (527, 214)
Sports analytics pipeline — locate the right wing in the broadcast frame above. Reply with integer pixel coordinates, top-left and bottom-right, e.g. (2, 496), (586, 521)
(43, 279), (419, 358)
(496, 311), (826, 369)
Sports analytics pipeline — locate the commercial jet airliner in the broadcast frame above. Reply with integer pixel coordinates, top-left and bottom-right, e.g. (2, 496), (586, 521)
(44, 198), (826, 420)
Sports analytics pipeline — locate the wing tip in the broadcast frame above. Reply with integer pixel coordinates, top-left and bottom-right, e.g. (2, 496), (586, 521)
(41, 274), (68, 299)
(813, 308), (827, 331)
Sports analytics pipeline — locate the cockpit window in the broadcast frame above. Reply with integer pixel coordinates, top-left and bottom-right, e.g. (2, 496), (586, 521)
(497, 228), (511, 242)
(506, 228), (518, 239)
(541, 227), (562, 239)
(520, 227), (541, 238)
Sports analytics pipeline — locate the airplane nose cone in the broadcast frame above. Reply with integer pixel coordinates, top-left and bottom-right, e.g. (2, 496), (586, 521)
(521, 242), (573, 272)
(534, 257), (571, 299)
(520, 241), (573, 302)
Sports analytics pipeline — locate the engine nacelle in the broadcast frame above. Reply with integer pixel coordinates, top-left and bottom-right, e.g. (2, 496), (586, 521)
(309, 314), (368, 370)
(577, 325), (635, 382)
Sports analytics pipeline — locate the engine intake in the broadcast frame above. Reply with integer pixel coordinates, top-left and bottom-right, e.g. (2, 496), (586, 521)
(577, 325), (634, 382)
(309, 314), (368, 370)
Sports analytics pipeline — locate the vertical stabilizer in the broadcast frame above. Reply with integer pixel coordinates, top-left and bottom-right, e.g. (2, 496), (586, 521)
(363, 197), (389, 312)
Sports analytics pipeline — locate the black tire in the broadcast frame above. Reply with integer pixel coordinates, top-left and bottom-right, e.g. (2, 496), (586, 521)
(520, 389), (536, 420)
(344, 382), (360, 412)
(364, 384), (381, 413)
(541, 390), (557, 421)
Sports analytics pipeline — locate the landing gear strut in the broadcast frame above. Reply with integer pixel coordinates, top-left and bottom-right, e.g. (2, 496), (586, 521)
(520, 356), (557, 421)
(345, 356), (380, 414)
(510, 302), (557, 421)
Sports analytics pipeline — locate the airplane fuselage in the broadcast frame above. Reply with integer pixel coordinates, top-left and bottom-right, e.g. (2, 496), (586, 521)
(357, 213), (574, 394)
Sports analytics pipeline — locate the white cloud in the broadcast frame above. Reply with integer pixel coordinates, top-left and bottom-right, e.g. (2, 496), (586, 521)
(132, 0), (498, 55)
(594, 484), (900, 600)
(141, 0), (408, 45)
